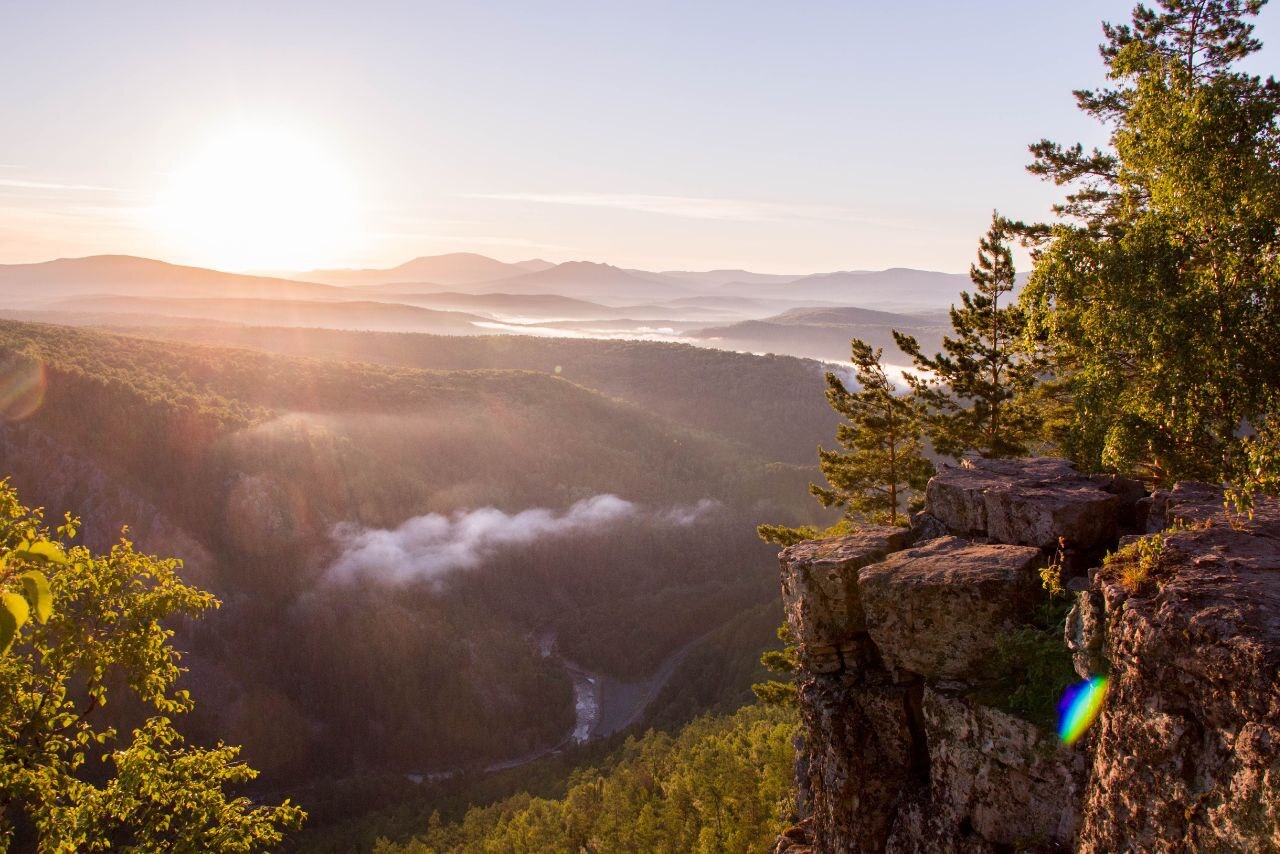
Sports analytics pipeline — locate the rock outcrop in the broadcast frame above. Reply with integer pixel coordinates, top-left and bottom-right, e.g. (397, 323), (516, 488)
(860, 537), (1042, 682)
(777, 457), (1280, 853)
(1074, 489), (1280, 852)
(926, 456), (1119, 550)
(780, 529), (911, 674)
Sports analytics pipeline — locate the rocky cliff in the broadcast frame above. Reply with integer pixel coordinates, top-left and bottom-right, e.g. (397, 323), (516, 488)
(776, 458), (1280, 853)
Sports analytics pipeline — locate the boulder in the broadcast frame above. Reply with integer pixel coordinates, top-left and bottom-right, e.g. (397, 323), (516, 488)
(773, 819), (815, 854)
(1092, 473), (1149, 528)
(1140, 489), (1170, 533)
(1159, 479), (1280, 530)
(926, 457), (1119, 550)
(859, 536), (1043, 682)
(908, 511), (949, 543)
(1160, 480), (1225, 527)
(779, 528), (911, 673)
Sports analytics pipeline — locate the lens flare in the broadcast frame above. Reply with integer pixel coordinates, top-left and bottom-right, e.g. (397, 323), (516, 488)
(1058, 676), (1108, 745)
(0, 357), (45, 421)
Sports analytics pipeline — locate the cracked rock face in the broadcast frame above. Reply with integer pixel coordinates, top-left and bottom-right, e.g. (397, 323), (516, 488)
(926, 457), (1119, 549)
(779, 528), (912, 673)
(799, 673), (920, 852)
(888, 688), (1086, 852)
(1079, 500), (1280, 852)
(778, 458), (1280, 853)
(860, 537), (1043, 682)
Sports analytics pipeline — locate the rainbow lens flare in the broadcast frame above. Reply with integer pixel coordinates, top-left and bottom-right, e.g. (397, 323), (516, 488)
(0, 357), (45, 421)
(1057, 676), (1108, 745)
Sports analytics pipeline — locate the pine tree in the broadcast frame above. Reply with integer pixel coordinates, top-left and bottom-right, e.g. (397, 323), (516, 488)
(1020, 0), (1280, 488)
(893, 212), (1045, 460)
(810, 339), (934, 526)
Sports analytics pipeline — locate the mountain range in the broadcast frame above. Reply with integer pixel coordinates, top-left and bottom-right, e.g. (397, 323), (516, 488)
(0, 252), (979, 362)
(294, 252), (555, 286)
(291, 254), (975, 310)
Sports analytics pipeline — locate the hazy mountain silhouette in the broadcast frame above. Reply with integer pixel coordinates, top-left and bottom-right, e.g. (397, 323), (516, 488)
(732, 268), (1018, 312)
(727, 268), (976, 311)
(353, 291), (620, 317)
(693, 305), (950, 363)
(459, 261), (695, 302)
(296, 253), (552, 287)
(0, 256), (344, 303)
(651, 269), (802, 287)
(0, 253), (992, 360)
(348, 291), (711, 322)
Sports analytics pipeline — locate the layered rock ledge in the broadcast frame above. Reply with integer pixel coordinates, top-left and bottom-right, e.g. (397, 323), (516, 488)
(776, 457), (1280, 853)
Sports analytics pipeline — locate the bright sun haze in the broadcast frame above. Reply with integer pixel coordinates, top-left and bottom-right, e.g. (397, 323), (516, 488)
(152, 126), (359, 272)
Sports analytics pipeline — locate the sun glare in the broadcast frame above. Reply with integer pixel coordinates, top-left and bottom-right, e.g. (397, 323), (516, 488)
(154, 126), (359, 272)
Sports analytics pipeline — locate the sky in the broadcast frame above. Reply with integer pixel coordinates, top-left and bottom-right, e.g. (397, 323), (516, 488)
(2, 1), (1277, 274)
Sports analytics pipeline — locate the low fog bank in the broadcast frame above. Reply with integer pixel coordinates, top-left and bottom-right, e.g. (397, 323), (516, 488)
(327, 495), (722, 584)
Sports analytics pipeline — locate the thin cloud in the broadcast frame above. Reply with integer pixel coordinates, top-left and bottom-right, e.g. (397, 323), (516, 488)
(462, 191), (874, 223)
(0, 177), (122, 193)
(367, 231), (575, 252)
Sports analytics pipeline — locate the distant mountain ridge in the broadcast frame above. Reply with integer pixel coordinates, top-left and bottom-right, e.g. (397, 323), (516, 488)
(287, 255), (979, 310)
(0, 253), (979, 312)
(693, 304), (950, 363)
(459, 261), (695, 302)
(0, 254), (982, 360)
(295, 253), (552, 287)
(726, 268), (977, 312)
(0, 255), (346, 303)
(47, 294), (489, 333)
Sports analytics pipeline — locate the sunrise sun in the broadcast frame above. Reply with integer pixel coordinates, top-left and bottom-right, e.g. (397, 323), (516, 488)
(154, 126), (359, 272)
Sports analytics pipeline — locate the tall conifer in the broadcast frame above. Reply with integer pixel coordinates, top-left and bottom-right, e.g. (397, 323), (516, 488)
(810, 339), (933, 525)
(894, 212), (1044, 459)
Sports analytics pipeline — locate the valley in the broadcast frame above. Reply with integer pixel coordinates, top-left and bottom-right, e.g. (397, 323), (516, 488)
(8, 0), (1279, 849)
(0, 250), (974, 841)
(0, 314), (829, 832)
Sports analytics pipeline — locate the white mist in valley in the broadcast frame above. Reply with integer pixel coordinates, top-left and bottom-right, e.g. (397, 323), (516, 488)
(327, 495), (721, 584)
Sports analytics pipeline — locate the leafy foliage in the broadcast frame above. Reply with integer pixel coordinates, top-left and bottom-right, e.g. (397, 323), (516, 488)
(895, 212), (1045, 459)
(755, 524), (820, 547)
(0, 480), (303, 851)
(1020, 0), (1280, 487)
(1102, 533), (1168, 591)
(977, 599), (1077, 730)
(810, 339), (934, 525)
(0, 535), (59, 653)
(370, 704), (797, 854)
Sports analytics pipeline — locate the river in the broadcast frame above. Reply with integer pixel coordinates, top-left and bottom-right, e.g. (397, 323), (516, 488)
(404, 634), (693, 783)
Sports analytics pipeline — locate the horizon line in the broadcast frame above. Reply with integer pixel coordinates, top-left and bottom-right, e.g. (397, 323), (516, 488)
(0, 251), (973, 280)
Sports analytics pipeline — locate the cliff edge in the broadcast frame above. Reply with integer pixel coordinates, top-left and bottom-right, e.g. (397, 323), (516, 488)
(776, 457), (1280, 853)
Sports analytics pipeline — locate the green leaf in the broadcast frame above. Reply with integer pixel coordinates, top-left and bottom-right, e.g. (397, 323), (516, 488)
(2, 591), (29, 636)
(0, 605), (14, 654)
(19, 570), (52, 624)
(21, 540), (69, 565)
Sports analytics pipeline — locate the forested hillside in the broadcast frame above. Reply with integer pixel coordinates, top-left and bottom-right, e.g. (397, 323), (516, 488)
(0, 319), (820, 813)
(372, 704), (797, 853)
(103, 323), (840, 465)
